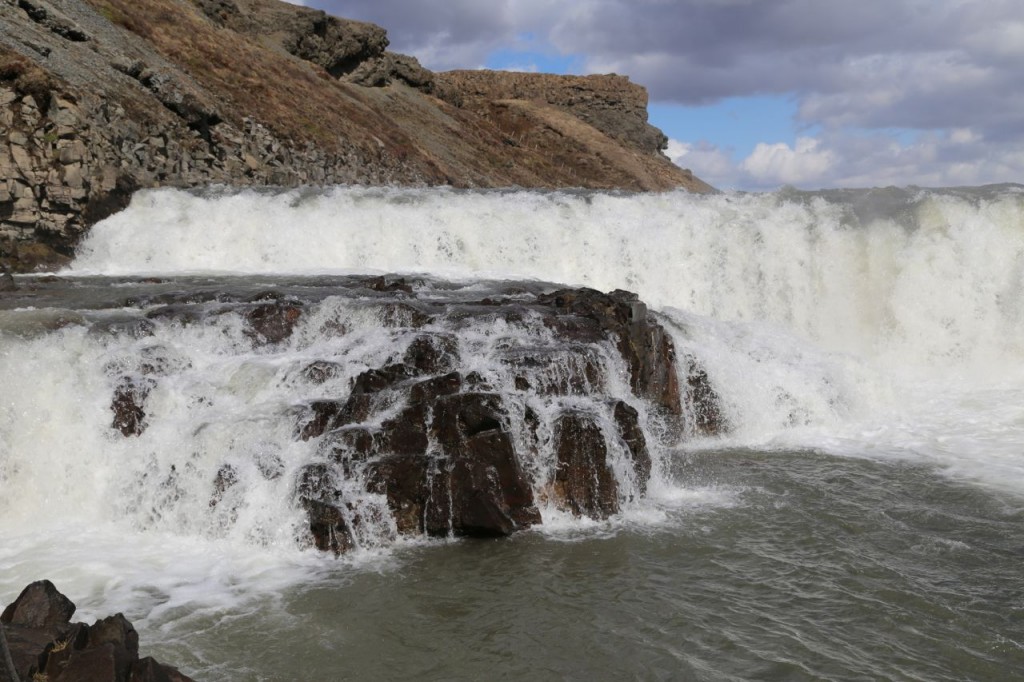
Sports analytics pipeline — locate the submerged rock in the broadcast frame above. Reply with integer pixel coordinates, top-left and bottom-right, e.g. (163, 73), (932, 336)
(0, 580), (193, 682)
(110, 376), (154, 437)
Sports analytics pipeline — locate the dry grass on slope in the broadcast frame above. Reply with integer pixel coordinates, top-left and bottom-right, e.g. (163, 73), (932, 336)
(83, 0), (422, 160)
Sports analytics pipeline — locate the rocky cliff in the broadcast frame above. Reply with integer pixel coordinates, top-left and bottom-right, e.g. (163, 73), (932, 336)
(0, 0), (711, 272)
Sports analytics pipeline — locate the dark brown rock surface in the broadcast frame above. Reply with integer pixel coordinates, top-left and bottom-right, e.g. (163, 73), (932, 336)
(0, 580), (193, 682)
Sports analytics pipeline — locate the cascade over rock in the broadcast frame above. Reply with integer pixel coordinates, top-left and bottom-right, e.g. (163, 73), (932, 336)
(0, 273), (724, 556)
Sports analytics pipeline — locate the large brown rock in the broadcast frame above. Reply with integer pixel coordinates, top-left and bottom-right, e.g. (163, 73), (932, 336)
(364, 388), (541, 538)
(1, 580), (75, 630)
(537, 288), (683, 419)
(275, 280), (725, 553)
(244, 300), (303, 345)
(1, 582), (192, 682)
(432, 393), (542, 537)
(551, 411), (619, 518)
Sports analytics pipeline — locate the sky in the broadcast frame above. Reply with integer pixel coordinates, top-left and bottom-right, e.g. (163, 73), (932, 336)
(288, 0), (1024, 191)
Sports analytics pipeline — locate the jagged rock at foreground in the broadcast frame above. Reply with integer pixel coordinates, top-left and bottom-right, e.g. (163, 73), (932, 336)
(0, 580), (194, 682)
(0, 0), (713, 272)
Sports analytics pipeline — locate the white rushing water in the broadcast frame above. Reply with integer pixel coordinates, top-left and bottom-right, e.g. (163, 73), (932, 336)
(71, 185), (1024, 368)
(4, 184), (1024, 653)
(67, 184), (1024, 484)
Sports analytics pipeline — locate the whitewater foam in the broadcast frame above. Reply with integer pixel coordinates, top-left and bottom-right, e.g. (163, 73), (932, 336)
(69, 185), (1024, 372)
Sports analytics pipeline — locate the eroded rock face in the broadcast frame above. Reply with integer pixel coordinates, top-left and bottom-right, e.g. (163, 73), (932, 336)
(435, 70), (668, 155)
(552, 411), (619, 518)
(0, 580), (193, 682)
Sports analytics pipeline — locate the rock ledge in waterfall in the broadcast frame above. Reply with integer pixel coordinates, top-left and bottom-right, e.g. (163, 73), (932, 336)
(45, 275), (727, 556)
(279, 285), (724, 553)
(0, 580), (194, 682)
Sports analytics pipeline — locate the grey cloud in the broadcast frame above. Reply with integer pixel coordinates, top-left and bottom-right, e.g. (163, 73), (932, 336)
(301, 1), (1024, 121)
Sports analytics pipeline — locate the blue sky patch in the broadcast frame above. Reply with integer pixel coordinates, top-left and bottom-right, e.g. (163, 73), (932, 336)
(649, 95), (812, 160)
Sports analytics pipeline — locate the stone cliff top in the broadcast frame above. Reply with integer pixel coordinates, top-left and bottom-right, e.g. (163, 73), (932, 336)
(0, 0), (712, 272)
(435, 70), (668, 155)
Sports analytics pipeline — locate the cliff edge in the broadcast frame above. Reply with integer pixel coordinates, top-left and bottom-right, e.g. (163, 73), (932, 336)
(0, 0), (712, 272)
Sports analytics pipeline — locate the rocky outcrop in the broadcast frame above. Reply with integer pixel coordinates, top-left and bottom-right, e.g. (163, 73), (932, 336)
(0, 580), (193, 681)
(280, 283), (718, 550)
(435, 70), (668, 155)
(1, 0), (712, 272)
(29, 275), (725, 553)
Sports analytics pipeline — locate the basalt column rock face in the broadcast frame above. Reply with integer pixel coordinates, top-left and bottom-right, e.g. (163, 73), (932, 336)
(0, 580), (194, 682)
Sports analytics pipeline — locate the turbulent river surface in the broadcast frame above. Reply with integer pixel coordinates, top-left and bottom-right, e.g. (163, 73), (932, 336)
(2, 185), (1024, 681)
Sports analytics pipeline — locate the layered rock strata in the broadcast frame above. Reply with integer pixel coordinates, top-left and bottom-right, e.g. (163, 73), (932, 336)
(0, 0), (712, 272)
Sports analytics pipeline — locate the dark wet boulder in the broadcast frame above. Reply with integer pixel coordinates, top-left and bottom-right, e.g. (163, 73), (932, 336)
(0, 582), (193, 682)
(361, 391), (541, 538)
(403, 333), (459, 375)
(298, 399), (370, 441)
(432, 393), (541, 536)
(685, 356), (725, 436)
(321, 427), (377, 471)
(613, 400), (652, 493)
(245, 300), (303, 344)
(551, 411), (619, 518)
(1, 580), (75, 630)
(446, 427), (542, 536)
(302, 498), (355, 554)
(350, 362), (417, 395)
(537, 288), (682, 418)
(379, 406), (430, 456)
(365, 453), (435, 535)
(111, 377), (155, 437)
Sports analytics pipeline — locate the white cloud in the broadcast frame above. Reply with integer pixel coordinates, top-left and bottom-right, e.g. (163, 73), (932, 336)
(740, 138), (836, 186)
(668, 129), (1024, 191)
(665, 139), (737, 189)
